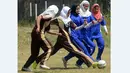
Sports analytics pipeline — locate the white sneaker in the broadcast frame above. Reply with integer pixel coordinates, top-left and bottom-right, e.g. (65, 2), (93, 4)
(62, 57), (67, 68)
(40, 65), (50, 69)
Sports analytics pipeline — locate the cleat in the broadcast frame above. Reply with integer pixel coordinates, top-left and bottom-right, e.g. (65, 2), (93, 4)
(40, 65), (50, 69)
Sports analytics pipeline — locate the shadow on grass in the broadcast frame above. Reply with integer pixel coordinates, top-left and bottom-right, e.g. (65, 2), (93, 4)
(50, 67), (84, 70)
(33, 67), (84, 73)
(18, 67), (84, 73)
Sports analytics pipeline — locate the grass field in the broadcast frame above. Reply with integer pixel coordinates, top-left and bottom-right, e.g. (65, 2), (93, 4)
(18, 19), (110, 73)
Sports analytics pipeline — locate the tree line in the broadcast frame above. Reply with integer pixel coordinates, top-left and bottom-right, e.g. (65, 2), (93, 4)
(18, 0), (110, 21)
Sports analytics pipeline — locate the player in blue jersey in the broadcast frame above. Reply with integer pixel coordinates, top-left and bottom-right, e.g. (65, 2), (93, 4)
(90, 3), (108, 61)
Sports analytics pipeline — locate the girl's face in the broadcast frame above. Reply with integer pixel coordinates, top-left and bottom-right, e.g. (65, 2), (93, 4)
(93, 6), (99, 13)
(83, 4), (89, 10)
(76, 6), (80, 14)
(67, 9), (71, 17)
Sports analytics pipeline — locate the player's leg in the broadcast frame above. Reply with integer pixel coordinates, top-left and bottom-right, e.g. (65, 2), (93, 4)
(39, 38), (53, 69)
(83, 35), (96, 56)
(96, 37), (105, 61)
(22, 40), (40, 71)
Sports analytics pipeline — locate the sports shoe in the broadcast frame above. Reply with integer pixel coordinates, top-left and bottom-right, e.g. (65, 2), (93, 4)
(32, 61), (38, 69)
(40, 65), (50, 69)
(96, 59), (101, 62)
(75, 64), (82, 69)
(92, 62), (98, 68)
(62, 57), (67, 68)
(21, 67), (32, 72)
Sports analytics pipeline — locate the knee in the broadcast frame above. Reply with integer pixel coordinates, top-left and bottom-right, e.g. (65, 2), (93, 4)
(99, 44), (105, 50)
(91, 43), (96, 49)
(48, 48), (52, 53)
(89, 41), (96, 49)
(31, 53), (39, 58)
(98, 39), (105, 49)
(46, 45), (52, 52)
(99, 45), (104, 50)
(74, 49), (79, 53)
(100, 42), (105, 49)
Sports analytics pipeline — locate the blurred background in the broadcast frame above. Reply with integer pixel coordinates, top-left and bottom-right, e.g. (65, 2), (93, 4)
(18, 0), (110, 21)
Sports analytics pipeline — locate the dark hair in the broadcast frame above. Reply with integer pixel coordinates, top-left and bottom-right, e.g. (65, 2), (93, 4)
(71, 4), (79, 16)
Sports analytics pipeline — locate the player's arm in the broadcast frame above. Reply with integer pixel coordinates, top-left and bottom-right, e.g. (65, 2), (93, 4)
(84, 20), (98, 28)
(84, 16), (98, 28)
(47, 30), (62, 36)
(42, 14), (52, 20)
(36, 15), (42, 33)
(103, 25), (108, 35)
(101, 17), (108, 35)
(75, 19), (87, 30)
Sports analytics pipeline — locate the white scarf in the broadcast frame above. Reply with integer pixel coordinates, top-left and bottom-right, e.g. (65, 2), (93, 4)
(40, 5), (59, 18)
(60, 6), (71, 27)
(80, 0), (91, 17)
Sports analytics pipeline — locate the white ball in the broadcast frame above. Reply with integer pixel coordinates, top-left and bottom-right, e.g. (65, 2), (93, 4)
(97, 60), (106, 69)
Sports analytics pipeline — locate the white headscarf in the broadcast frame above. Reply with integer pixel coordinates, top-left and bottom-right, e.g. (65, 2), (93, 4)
(80, 0), (91, 17)
(40, 5), (59, 18)
(60, 6), (71, 27)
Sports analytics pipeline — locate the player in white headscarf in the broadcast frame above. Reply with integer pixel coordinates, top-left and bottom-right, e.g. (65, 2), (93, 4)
(80, 0), (91, 17)
(21, 5), (60, 71)
(59, 6), (87, 33)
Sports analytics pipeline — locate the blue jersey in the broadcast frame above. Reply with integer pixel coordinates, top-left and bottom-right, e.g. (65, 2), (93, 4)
(80, 15), (95, 38)
(70, 14), (84, 38)
(91, 16), (106, 39)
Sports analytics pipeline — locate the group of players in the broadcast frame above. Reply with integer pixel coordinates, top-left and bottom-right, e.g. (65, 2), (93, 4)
(21, 0), (108, 72)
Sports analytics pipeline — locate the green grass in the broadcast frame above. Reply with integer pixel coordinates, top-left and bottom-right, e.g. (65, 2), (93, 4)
(18, 17), (110, 73)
